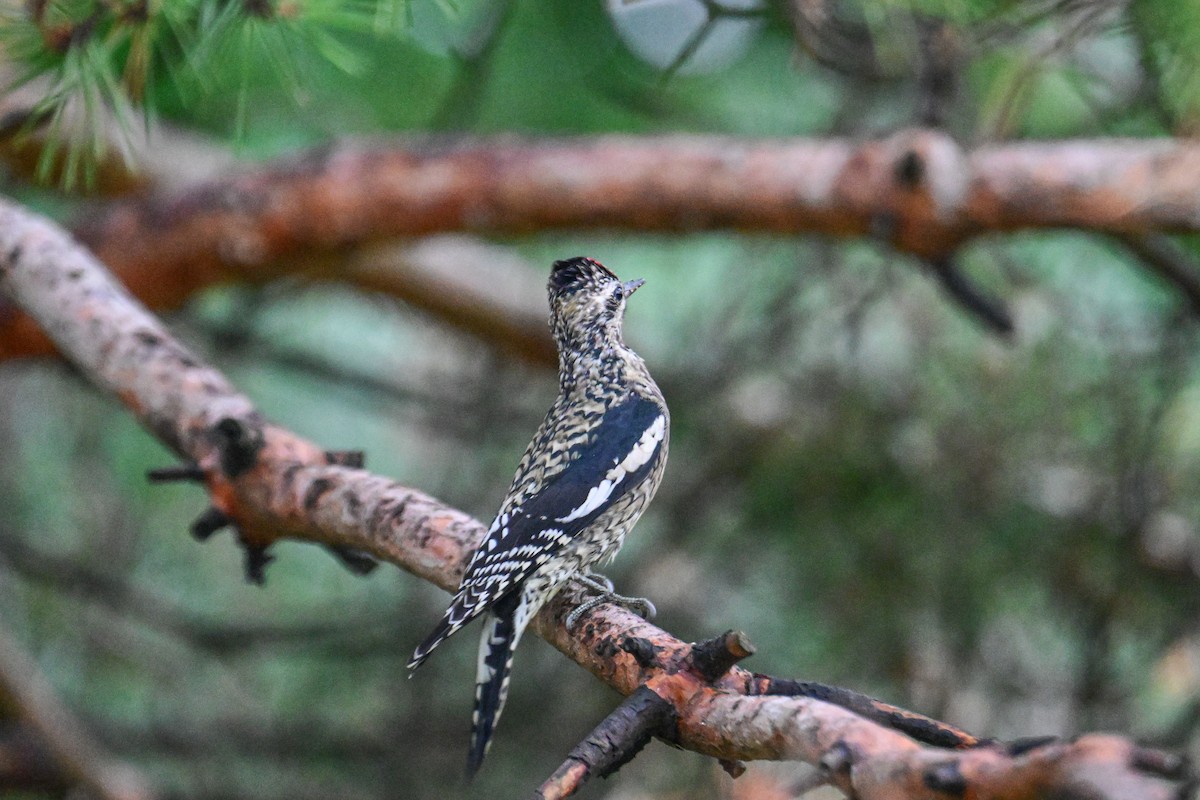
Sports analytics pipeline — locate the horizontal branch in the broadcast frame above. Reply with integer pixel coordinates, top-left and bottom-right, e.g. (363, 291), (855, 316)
(5, 132), (1200, 360)
(0, 196), (1185, 799)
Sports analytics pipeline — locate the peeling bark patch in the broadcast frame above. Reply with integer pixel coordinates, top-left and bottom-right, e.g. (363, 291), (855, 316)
(134, 330), (163, 348)
(621, 636), (658, 669)
(1130, 747), (1188, 779)
(1007, 735), (1058, 757)
(820, 741), (853, 776)
(303, 477), (334, 511)
(344, 488), (362, 518)
(386, 497), (412, 529)
(376, 494), (415, 537)
(281, 462), (303, 484)
(924, 762), (967, 796)
(411, 514), (432, 547)
(595, 637), (620, 660)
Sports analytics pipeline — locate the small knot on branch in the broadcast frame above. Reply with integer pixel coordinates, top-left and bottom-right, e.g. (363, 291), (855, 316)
(820, 740), (854, 777)
(690, 629), (756, 682)
(621, 636), (658, 669)
(1130, 746), (1190, 781)
(241, 541), (274, 586)
(325, 450), (365, 468)
(212, 416), (264, 478)
(190, 506), (230, 542)
(192, 505), (279, 585)
(325, 544), (379, 576)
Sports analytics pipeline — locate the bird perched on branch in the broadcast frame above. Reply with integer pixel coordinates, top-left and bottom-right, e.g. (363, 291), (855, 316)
(408, 257), (670, 776)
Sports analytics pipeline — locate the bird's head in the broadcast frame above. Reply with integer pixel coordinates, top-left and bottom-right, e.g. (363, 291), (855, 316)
(547, 257), (644, 353)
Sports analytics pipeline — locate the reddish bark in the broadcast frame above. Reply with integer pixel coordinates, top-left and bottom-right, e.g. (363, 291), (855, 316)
(5, 132), (1200, 360)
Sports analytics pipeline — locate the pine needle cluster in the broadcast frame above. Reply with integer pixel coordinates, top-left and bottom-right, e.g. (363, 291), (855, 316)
(0, 0), (434, 188)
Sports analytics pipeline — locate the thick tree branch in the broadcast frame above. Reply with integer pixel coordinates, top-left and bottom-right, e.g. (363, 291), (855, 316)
(0, 196), (1186, 799)
(4, 132), (1200, 360)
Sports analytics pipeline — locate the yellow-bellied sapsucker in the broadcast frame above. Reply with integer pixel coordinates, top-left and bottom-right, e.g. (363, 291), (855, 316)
(407, 257), (670, 776)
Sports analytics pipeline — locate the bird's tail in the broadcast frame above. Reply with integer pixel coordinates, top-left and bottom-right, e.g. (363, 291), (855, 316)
(408, 592), (480, 674)
(467, 609), (523, 779)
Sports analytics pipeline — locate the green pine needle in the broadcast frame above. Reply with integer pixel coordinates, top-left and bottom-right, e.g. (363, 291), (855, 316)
(0, 0), (443, 190)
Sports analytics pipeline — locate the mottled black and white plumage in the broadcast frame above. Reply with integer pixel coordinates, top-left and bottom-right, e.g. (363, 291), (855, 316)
(407, 257), (669, 777)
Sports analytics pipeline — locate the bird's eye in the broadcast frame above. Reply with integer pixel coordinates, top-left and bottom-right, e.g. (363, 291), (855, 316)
(612, 286), (624, 302)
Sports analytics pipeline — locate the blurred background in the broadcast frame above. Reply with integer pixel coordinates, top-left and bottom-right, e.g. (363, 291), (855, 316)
(2, 1), (1200, 797)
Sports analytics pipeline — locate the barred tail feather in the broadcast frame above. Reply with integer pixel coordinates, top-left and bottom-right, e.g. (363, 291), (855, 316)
(409, 592), (486, 674)
(467, 610), (522, 778)
(407, 617), (453, 675)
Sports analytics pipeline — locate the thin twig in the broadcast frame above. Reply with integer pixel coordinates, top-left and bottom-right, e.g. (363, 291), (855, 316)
(1117, 233), (1200, 317)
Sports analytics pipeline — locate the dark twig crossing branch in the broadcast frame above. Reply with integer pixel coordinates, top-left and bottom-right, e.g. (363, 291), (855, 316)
(752, 676), (985, 750)
(1118, 233), (1200, 316)
(537, 631), (758, 799)
(534, 686), (678, 800)
(927, 257), (1015, 337)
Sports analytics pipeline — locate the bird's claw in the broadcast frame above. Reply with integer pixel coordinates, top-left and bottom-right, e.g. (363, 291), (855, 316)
(566, 574), (657, 629)
(578, 572), (615, 594)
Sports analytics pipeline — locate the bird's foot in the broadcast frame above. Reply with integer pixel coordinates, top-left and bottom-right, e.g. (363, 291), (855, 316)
(580, 571), (614, 593)
(566, 573), (657, 629)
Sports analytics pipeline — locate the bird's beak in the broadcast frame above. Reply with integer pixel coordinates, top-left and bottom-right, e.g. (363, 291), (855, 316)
(623, 278), (646, 296)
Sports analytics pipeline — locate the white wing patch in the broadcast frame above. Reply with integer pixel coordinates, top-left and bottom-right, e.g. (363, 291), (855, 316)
(556, 414), (665, 523)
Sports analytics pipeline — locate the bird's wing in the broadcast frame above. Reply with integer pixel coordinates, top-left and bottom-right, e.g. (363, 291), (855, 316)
(477, 394), (663, 560)
(465, 393), (666, 595)
(408, 394), (666, 670)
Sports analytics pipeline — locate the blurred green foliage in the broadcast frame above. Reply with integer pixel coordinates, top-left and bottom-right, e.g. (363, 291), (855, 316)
(2, 1), (1200, 798)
